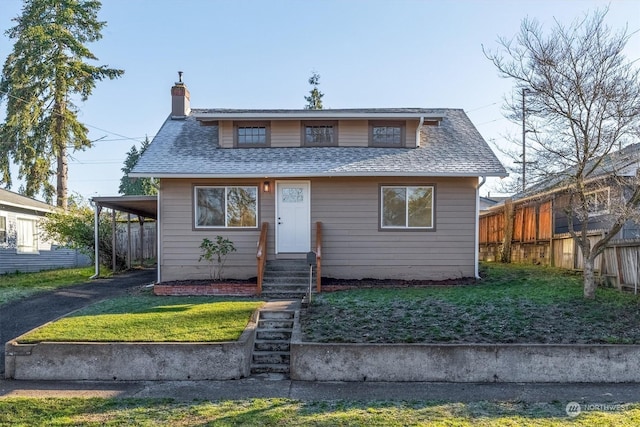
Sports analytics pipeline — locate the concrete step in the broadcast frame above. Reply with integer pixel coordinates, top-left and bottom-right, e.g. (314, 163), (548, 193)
(250, 363), (290, 374)
(256, 329), (292, 340)
(254, 340), (290, 352)
(263, 275), (312, 284)
(265, 260), (310, 272)
(252, 351), (290, 364)
(262, 282), (309, 289)
(259, 310), (294, 320)
(258, 319), (294, 329)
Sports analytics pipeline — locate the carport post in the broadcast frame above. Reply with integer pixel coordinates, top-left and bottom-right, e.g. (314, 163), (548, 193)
(90, 202), (100, 279)
(112, 209), (117, 272)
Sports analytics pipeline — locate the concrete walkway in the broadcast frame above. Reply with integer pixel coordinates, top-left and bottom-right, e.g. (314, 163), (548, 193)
(1, 378), (639, 403)
(0, 268), (156, 375)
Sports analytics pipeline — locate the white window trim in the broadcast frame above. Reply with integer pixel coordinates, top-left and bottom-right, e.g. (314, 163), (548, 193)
(585, 187), (610, 217)
(0, 215), (7, 245)
(194, 185), (259, 229)
(16, 216), (39, 254)
(380, 185), (434, 230)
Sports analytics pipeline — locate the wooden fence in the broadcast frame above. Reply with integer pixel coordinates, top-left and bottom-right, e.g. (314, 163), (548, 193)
(115, 221), (156, 266)
(479, 200), (639, 293)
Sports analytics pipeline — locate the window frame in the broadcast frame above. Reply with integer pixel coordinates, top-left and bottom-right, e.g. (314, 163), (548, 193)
(234, 121), (270, 147)
(369, 121), (406, 147)
(193, 185), (259, 230)
(301, 121), (338, 146)
(379, 185), (435, 231)
(0, 215), (6, 244)
(16, 217), (39, 253)
(585, 187), (610, 217)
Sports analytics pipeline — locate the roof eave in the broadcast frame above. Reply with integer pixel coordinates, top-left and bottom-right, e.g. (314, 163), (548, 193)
(130, 171), (508, 179)
(193, 112), (445, 120)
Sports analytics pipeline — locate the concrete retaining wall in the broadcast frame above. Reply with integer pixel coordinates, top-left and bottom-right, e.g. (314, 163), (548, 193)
(290, 324), (640, 383)
(5, 322), (256, 381)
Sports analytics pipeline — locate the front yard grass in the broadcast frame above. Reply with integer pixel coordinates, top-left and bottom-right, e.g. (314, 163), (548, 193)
(0, 397), (638, 426)
(0, 267), (96, 306)
(18, 295), (263, 343)
(302, 263), (640, 344)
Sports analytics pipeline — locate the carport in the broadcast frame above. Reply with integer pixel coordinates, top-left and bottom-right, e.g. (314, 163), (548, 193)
(90, 195), (158, 281)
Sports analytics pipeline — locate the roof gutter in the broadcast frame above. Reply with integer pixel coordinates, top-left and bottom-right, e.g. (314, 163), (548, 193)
(475, 176), (487, 279)
(416, 116), (424, 147)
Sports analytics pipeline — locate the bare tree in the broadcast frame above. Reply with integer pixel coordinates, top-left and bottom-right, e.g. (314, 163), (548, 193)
(484, 9), (640, 299)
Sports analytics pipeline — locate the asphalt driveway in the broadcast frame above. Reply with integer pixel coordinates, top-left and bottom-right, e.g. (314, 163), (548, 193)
(0, 268), (156, 375)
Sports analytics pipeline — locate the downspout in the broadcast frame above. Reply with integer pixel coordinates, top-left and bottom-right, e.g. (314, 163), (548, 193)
(475, 176), (487, 279)
(415, 116), (424, 147)
(156, 189), (161, 284)
(89, 200), (100, 279)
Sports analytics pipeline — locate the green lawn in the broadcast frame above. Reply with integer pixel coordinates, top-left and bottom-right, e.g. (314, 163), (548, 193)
(0, 398), (638, 426)
(302, 263), (640, 344)
(0, 267), (96, 305)
(18, 295), (264, 343)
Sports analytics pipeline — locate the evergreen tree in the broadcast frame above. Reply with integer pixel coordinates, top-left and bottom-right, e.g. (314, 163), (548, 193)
(119, 136), (157, 195)
(0, 0), (124, 209)
(304, 72), (324, 110)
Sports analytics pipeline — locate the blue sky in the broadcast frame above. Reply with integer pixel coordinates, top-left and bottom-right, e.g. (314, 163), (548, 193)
(1, 0), (639, 200)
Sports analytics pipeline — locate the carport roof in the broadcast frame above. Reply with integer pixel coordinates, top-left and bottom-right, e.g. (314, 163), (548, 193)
(91, 195), (157, 219)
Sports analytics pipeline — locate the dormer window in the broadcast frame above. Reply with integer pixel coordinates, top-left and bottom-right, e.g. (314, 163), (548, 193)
(370, 121), (405, 147)
(235, 121), (270, 147)
(303, 121), (337, 146)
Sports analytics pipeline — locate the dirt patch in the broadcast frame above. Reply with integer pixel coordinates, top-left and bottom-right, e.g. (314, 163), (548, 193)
(322, 277), (479, 289)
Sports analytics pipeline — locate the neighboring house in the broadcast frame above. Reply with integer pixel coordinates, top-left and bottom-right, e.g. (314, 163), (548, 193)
(0, 188), (90, 274)
(131, 78), (506, 284)
(479, 143), (640, 287)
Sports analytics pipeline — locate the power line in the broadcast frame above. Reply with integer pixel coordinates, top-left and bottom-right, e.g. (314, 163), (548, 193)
(0, 88), (148, 144)
(465, 101), (499, 113)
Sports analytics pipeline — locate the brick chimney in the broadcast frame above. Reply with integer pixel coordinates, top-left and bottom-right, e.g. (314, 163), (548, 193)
(171, 71), (190, 119)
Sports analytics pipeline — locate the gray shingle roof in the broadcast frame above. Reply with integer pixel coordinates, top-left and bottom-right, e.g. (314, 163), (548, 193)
(132, 108), (506, 178)
(0, 188), (55, 213)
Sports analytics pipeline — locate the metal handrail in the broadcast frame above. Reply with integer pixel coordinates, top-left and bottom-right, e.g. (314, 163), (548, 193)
(256, 222), (268, 295)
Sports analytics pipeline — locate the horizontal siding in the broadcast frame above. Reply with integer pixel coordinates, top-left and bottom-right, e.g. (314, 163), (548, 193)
(159, 176), (478, 282)
(0, 247), (91, 274)
(311, 177), (476, 279)
(271, 121), (300, 147)
(160, 179), (274, 281)
(337, 120), (368, 146)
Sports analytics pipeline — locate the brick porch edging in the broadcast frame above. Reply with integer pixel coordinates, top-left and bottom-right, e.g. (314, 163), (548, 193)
(153, 283), (258, 296)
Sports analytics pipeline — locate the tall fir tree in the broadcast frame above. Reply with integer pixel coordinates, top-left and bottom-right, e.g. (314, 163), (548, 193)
(119, 136), (157, 195)
(0, 0), (123, 209)
(304, 72), (324, 110)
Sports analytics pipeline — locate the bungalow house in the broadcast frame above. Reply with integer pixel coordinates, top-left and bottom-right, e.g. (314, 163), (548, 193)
(131, 78), (506, 287)
(0, 188), (90, 274)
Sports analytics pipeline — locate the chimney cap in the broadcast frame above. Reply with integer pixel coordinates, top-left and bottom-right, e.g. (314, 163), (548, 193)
(176, 71), (184, 85)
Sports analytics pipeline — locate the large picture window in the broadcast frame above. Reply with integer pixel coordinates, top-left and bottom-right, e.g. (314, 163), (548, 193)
(195, 186), (258, 228)
(381, 186), (434, 229)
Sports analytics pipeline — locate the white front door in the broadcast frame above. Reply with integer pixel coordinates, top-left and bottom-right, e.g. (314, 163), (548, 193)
(276, 181), (311, 253)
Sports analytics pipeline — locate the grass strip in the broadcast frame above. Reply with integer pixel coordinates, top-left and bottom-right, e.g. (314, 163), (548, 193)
(18, 295), (263, 343)
(0, 398), (638, 426)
